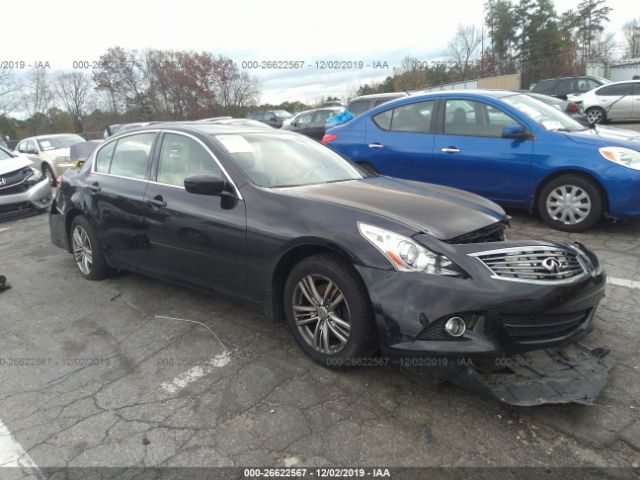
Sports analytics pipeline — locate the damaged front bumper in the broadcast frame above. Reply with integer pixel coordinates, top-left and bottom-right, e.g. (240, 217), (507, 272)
(357, 240), (606, 357)
(403, 342), (614, 406)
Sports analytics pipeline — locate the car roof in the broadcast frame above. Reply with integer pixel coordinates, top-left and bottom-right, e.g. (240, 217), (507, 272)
(120, 122), (292, 136)
(32, 133), (84, 140)
(350, 92), (406, 101)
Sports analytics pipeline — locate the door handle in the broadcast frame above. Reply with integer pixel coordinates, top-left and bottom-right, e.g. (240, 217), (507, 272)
(146, 195), (167, 208)
(88, 182), (101, 192)
(441, 147), (460, 154)
(368, 143), (384, 149)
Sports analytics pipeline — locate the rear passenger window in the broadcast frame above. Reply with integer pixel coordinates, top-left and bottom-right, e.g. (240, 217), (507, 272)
(372, 109), (393, 130)
(390, 101), (433, 133)
(95, 141), (115, 173)
(108, 133), (155, 179)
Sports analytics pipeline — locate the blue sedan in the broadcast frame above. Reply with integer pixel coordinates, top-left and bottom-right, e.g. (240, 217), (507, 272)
(323, 90), (640, 231)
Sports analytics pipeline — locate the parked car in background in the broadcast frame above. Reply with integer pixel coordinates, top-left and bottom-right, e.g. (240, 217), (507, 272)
(347, 93), (408, 116)
(527, 93), (588, 126)
(324, 90), (640, 232)
(14, 134), (85, 186)
(530, 75), (611, 100)
(567, 80), (640, 125)
(0, 145), (51, 221)
(50, 123), (605, 371)
(247, 110), (292, 128)
(282, 107), (343, 140)
(322, 100), (345, 107)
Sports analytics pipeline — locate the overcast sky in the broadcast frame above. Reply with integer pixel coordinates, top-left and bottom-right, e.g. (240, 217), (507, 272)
(3, 0), (637, 104)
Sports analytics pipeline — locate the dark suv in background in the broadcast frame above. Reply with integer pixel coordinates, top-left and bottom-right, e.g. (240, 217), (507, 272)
(530, 75), (610, 99)
(347, 93), (408, 116)
(247, 110), (292, 128)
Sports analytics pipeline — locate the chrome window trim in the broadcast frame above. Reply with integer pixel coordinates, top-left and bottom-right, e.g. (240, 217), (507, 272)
(468, 245), (589, 285)
(91, 129), (243, 200)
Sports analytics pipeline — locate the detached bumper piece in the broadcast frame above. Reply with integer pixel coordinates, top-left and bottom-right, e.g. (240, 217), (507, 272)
(0, 275), (10, 291)
(404, 343), (614, 406)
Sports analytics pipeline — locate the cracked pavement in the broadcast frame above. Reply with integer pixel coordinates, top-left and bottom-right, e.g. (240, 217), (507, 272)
(0, 211), (639, 471)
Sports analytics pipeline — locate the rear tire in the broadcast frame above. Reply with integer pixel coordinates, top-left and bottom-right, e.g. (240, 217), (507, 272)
(70, 215), (114, 280)
(586, 107), (606, 125)
(537, 174), (603, 232)
(283, 253), (377, 368)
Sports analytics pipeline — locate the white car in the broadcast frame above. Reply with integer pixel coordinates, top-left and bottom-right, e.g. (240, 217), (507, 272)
(14, 134), (85, 185)
(568, 80), (640, 125)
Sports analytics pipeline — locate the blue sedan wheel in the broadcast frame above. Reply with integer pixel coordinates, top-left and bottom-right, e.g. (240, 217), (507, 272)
(538, 174), (603, 232)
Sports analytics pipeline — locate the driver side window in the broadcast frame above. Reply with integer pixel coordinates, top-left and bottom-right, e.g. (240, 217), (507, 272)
(157, 134), (222, 188)
(296, 113), (313, 126)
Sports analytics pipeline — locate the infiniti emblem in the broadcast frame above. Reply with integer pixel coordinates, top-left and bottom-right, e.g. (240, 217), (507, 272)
(542, 257), (561, 273)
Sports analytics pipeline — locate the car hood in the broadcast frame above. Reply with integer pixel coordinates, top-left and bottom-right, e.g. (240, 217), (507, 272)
(0, 157), (34, 176)
(275, 176), (506, 240)
(564, 126), (640, 149)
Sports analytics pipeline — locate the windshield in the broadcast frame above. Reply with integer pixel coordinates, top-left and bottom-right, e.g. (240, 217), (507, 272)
(214, 133), (365, 188)
(274, 110), (292, 118)
(37, 134), (85, 151)
(502, 94), (585, 132)
(0, 148), (13, 160)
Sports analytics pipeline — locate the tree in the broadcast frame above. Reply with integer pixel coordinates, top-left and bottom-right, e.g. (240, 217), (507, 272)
(622, 18), (640, 58)
(0, 70), (20, 116)
(448, 24), (484, 80)
(23, 69), (55, 136)
(485, 0), (517, 74)
(55, 71), (94, 135)
(575, 0), (612, 64)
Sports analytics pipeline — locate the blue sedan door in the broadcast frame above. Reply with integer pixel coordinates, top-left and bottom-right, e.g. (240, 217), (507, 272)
(431, 98), (533, 205)
(363, 100), (436, 181)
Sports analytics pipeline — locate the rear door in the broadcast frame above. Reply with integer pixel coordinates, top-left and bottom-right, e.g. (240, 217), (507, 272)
(143, 132), (246, 295)
(363, 100), (436, 180)
(90, 132), (157, 267)
(431, 98), (533, 203)
(307, 109), (334, 140)
(595, 83), (635, 120)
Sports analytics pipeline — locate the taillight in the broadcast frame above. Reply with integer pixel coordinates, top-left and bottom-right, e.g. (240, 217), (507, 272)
(566, 102), (578, 113)
(322, 134), (337, 144)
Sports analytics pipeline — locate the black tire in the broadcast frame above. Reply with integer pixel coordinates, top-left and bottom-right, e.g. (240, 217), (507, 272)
(283, 253), (377, 368)
(42, 164), (56, 187)
(537, 174), (604, 232)
(586, 107), (606, 125)
(69, 215), (114, 280)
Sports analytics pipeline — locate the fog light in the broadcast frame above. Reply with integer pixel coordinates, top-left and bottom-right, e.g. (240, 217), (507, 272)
(444, 316), (466, 337)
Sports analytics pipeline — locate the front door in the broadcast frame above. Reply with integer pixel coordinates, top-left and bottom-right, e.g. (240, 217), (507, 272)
(143, 132), (246, 295)
(431, 98), (533, 204)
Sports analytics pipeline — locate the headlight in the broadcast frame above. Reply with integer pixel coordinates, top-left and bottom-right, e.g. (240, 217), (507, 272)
(25, 167), (43, 184)
(358, 222), (464, 276)
(599, 147), (640, 170)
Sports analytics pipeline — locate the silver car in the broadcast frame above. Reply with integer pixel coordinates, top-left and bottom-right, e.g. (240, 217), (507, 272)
(0, 146), (52, 221)
(14, 134), (85, 185)
(568, 80), (640, 124)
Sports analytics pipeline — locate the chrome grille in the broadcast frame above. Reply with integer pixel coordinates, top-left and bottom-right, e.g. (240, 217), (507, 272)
(470, 246), (587, 283)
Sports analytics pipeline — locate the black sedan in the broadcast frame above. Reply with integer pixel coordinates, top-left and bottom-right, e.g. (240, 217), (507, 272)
(50, 124), (605, 366)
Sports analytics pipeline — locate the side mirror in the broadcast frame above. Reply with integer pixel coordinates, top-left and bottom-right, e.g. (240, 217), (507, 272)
(269, 116), (277, 122)
(184, 174), (229, 196)
(502, 124), (530, 140)
(27, 148), (39, 155)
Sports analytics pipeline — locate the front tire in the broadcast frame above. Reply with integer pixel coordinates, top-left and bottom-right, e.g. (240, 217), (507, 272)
(586, 107), (606, 125)
(42, 164), (56, 187)
(538, 175), (603, 232)
(283, 253), (377, 368)
(70, 215), (113, 280)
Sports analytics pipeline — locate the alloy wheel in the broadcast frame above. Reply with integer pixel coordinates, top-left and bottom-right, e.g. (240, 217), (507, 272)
(44, 167), (56, 186)
(292, 274), (351, 354)
(72, 225), (93, 275)
(545, 184), (592, 225)
(586, 108), (603, 125)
